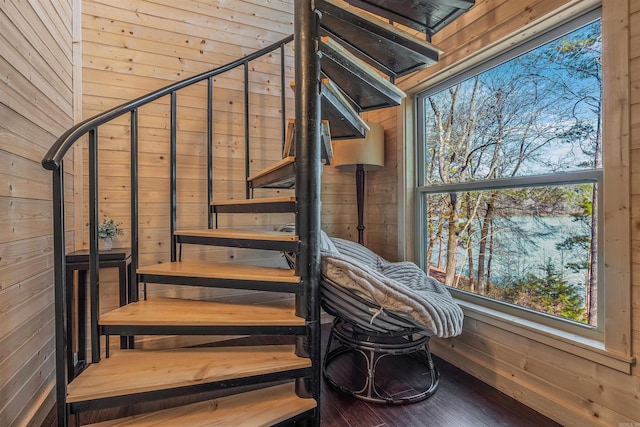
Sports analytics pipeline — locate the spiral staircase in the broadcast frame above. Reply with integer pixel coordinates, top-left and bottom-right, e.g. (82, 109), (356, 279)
(42, 0), (474, 425)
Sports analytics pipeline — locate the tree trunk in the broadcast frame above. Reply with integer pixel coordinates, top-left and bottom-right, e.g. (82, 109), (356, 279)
(587, 184), (598, 325)
(467, 238), (474, 291)
(444, 193), (459, 288)
(487, 218), (494, 289)
(477, 193), (497, 295)
(425, 243), (433, 275)
(445, 217), (458, 287)
(437, 227), (444, 269)
(466, 196), (475, 291)
(587, 101), (602, 325)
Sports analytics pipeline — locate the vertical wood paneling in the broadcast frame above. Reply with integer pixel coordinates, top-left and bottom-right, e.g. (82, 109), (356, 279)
(374, 0), (640, 425)
(602, 0), (632, 359)
(0, 0), (75, 425)
(627, 0), (640, 386)
(321, 166), (360, 241)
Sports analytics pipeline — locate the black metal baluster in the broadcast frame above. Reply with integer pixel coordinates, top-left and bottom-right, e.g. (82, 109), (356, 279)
(89, 128), (101, 363)
(208, 77), (214, 229)
(244, 62), (250, 199)
(130, 108), (139, 307)
(281, 42), (287, 153)
(170, 91), (177, 261)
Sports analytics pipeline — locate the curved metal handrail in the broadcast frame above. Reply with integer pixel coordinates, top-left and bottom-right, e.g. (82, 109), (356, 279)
(41, 34), (293, 170)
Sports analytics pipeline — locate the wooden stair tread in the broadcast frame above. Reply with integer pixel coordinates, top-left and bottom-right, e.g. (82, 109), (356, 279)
(174, 228), (299, 242)
(247, 154), (297, 189)
(211, 196), (295, 206)
(99, 298), (305, 327)
(68, 346), (309, 404)
(247, 157), (295, 182)
(84, 383), (315, 426)
(137, 261), (300, 283)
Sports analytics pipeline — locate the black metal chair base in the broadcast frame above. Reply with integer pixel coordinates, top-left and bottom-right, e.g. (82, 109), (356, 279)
(323, 318), (439, 405)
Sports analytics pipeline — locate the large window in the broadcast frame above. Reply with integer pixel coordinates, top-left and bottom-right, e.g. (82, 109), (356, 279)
(416, 11), (602, 332)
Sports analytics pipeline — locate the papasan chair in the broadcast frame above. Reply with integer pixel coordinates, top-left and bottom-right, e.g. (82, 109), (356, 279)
(319, 235), (463, 404)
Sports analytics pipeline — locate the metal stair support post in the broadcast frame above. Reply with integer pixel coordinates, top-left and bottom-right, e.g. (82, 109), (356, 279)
(294, 0), (322, 424)
(52, 163), (68, 427)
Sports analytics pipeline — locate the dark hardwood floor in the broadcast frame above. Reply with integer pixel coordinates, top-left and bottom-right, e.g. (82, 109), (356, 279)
(43, 324), (561, 427)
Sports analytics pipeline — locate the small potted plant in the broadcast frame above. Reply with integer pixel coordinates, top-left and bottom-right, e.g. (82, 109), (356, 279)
(95, 217), (124, 251)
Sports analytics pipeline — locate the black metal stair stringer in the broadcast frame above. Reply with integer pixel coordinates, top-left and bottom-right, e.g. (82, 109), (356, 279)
(211, 198), (297, 215)
(138, 272), (301, 293)
(338, 0), (475, 37)
(316, 0), (442, 77)
(175, 233), (300, 252)
(320, 79), (369, 139)
(100, 323), (307, 337)
(320, 37), (406, 111)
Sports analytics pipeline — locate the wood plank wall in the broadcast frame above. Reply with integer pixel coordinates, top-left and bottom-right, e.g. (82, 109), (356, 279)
(628, 0), (640, 396)
(0, 0), (76, 425)
(369, 0), (640, 425)
(322, 166), (361, 242)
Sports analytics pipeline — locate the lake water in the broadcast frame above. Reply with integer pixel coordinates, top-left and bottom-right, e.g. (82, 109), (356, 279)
(428, 215), (591, 291)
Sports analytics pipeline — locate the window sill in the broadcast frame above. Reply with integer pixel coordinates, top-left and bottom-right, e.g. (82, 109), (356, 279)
(456, 299), (635, 374)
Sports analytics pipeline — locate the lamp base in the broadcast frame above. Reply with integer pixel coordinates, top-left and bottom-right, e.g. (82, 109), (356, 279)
(356, 164), (365, 245)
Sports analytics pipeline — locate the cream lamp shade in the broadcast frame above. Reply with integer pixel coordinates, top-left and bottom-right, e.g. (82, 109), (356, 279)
(332, 122), (385, 170)
(331, 122), (385, 245)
